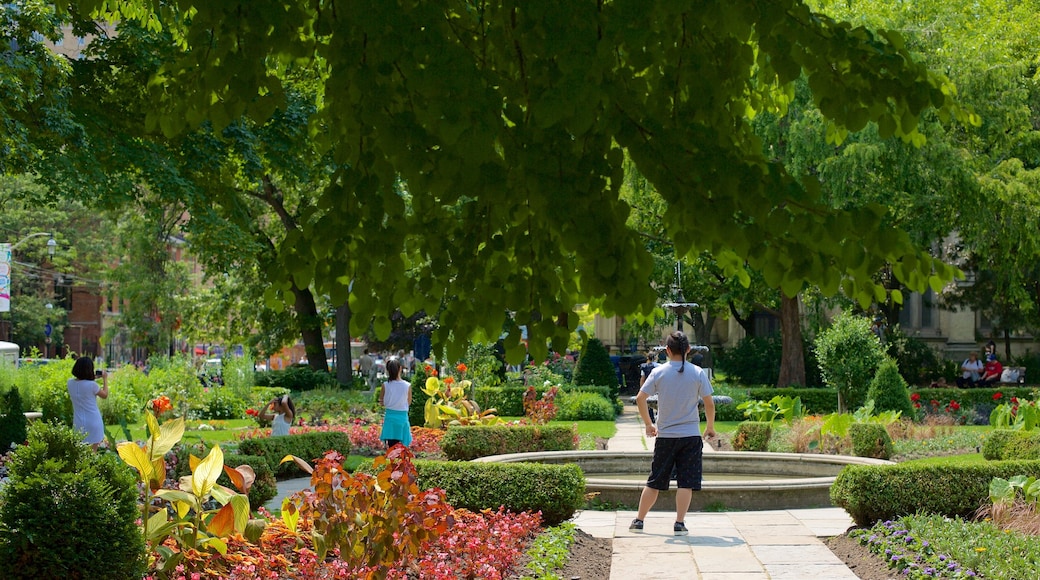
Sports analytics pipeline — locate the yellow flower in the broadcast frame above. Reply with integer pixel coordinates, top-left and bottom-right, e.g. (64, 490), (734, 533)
(975, 547), (987, 552)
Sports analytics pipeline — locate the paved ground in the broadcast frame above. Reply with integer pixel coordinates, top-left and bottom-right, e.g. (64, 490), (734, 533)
(590, 405), (858, 579)
(267, 406), (861, 579)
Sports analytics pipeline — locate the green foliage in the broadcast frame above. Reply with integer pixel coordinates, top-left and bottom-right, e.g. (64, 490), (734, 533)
(866, 358), (916, 418)
(989, 474), (1040, 510)
(555, 391), (616, 421)
(412, 460), (585, 526)
(520, 523), (577, 580)
(237, 431), (353, 477)
(0, 422), (146, 579)
(169, 444), (278, 512)
(408, 364), (433, 427)
(747, 387), (839, 414)
(732, 421), (772, 451)
(831, 460), (1040, 527)
(474, 385), (614, 417)
(201, 387), (248, 420)
(982, 429), (1040, 460)
(145, 354), (205, 419)
(990, 400), (1040, 431)
(252, 365), (338, 392)
(221, 352), (256, 399)
(736, 395), (803, 424)
(17, 357), (75, 425)
(461, 342), (506, 388)
(715, 335), (823, 387)
(440, 424), (577, 461)
(814, 313), (887, 412)
(884, 326), (943, 386)
(0, 388), (28, 451)
(572, 339), (618, 397)
(849, 423), (893, 459)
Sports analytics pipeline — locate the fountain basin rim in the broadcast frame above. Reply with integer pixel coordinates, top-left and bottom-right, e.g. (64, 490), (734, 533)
(472, 449), (894, 467)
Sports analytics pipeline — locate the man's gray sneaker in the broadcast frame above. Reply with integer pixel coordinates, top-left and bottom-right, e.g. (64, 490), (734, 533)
(674, 522), (689, 536)
(629, 519), (644, 532)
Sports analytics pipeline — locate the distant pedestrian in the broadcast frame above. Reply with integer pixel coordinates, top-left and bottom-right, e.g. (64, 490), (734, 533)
(379, 359), (412, 449)
(68, 356), (109, 450)
(630, 331), (716, 536)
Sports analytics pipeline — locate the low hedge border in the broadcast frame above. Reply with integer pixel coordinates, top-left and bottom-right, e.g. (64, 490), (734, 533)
(237, 431), (352, 478)
(910, 387), (1036, 409)
(473, 385), (614, 417)
(982, 429), (1040, 460)
(440, 424), (577, 461)
(358, 459), (585, 526)
(831, 461), (1040, 527)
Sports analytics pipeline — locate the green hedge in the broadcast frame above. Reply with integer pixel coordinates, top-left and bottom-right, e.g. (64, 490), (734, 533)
(909, 387), (1036, 409)
(237, 432), (352, 478)
(849, 423), (893, 460)
(831, 461), (1040, 527)
(222, 454), (278, 511)
(412, 460), (585, 526)
(732, 421), (772, 451)
(440, 424), (577, 461)
(982, 429), (1040, 460)
(473, 385), (613, 417)
(747, 387), (839, 415)
(253, 366), (340, 391)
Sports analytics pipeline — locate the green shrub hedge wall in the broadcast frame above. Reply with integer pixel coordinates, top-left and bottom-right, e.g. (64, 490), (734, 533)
(849, 423), (893, 460)
(222, 454), (278, 511)
(473, 385), (614, 417)
(414, 460), (585, 526)
(982, 429), (1040, 460)
(253, 365), (340, 391)
(237, 431), (352, 477)
(747, 387), (839, 415)
(831, 461), (1040, 527)
(441, 424), (577, 460)
(555, 391), (615, 421)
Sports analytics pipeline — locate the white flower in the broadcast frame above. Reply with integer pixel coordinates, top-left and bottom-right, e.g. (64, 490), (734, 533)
(544, 380), (551, 387)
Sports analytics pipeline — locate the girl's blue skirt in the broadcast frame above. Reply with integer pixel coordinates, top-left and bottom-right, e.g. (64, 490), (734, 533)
(380, 409), (413, 446)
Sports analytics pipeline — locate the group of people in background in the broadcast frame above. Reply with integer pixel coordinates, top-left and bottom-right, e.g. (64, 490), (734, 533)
(957, 341), (1004, 388)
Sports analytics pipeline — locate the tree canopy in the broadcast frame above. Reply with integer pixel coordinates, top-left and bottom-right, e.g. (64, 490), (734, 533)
(43, 0), (969, 362)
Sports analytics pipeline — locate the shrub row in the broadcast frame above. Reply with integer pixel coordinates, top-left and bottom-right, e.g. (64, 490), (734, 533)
(356, 459), (585, 526)
(441, 424), (577, 461)
(238, 431), (352, 478)
(909, 387), (1035, 409)
(831, 461), (1040, 527)
(747, 387), (839, 415)
(254, 365), (340, 391)
(473, 385), (614, 417)
(982, 429), (1040, 460)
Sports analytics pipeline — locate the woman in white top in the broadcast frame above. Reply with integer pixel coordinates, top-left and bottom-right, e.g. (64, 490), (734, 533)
(379, 359), (412, 448)
(67, 356), (109, 450)
(260, 395), (295, 436)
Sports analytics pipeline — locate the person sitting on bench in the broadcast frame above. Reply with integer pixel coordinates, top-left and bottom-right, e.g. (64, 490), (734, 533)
(978, 354), (1003, 387)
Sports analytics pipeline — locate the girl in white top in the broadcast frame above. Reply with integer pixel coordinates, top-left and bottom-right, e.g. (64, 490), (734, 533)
(260, 395), (295, 436)
(67, 356), (109, 450)
(379, 359), (413, 448)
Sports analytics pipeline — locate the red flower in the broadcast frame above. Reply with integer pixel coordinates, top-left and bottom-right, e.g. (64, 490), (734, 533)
(456, 363), (468, 373)
(993, 392), (1003, 400)
(913, 402), (922, 408)
(910, 393), (921, 402)
(424, 364), (438, 377)
(947, 401), (960, 411)
(1011, 397), (1019, 404)
(444, 377), (455, 385)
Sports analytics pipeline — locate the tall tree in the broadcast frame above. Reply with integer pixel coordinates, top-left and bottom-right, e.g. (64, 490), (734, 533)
(54, 0), (967, 362)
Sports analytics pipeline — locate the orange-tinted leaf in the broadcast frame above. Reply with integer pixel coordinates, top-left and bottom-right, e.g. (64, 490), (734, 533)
(208, 503), (236, 537)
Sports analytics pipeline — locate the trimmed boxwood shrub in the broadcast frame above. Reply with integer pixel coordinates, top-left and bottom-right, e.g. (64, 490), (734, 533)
(831, 461), (1040, 527)
(440, 424), (577, 460)
(747, 387), (838, 415)
(0, 388), (28, 451)
(556, 391), (615, 421)
(732, 421), (772, 451)
(0, 422), (146, 579)
(982, 429), (1040, 460)
(849, 423), (893, 459)
(866, 359), (915, 419)
(414, 460), (585, 526)
(573, 338), (619, 397)
(238, 431), (352, 477)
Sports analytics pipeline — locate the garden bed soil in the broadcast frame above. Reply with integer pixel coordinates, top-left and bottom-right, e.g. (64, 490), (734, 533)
(825, 533), (899, 580)
(508, 529), (612, 580)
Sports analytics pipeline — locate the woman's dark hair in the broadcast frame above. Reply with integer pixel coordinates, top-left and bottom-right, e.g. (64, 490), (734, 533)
(72, 356), (96, 381)
(386, 359), (403, 381)
(666, 331), (690, 373)
(281, 395), (296, 418)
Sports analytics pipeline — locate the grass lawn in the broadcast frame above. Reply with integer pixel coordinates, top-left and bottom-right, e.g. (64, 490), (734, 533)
(107, 418), (256, 447)
(898, 452), (986, 467)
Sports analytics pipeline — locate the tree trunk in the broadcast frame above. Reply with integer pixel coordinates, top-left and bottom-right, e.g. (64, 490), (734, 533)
(777, 294), (806, 387)
(291, 282), (328, 372)
(336, 302), (352, 384)
(1003, 328), (1012, 362)
(684, 311), (716, 367)
(728, 301), (756, 337)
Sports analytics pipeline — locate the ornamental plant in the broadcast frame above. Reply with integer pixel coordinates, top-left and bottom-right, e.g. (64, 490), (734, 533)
(523, 385), (559, 424)
(990, 398), (1040, 430)
(737, 395), (804, 424)
(422, 374), (500, 428)
(280, 445), (454, 572)
(813, 312), (886, 413)
(117, 412), (255, 576)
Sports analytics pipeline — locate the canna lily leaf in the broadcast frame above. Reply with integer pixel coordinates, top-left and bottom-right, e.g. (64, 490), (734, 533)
(207, 503), (236, 537)
(198, 536), (228, 555)
(192, 444), (224, 498)
(117, 441), (154, 482)
(279, 454), (314, 475)
(150, 414), (185, 458)
(281, 498), (300, 533)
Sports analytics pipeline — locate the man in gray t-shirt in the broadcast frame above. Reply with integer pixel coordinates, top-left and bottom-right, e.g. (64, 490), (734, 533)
(630, 331), (715, 536)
